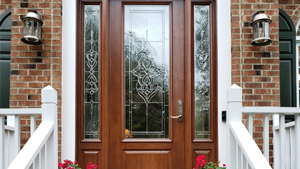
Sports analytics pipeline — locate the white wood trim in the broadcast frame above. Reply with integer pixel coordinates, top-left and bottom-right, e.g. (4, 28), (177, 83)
(273, 124), (280, 169)
(31, 115), (36, 135)
(7, 122), (54, 169)
(290, 127), (296, 169)
(230, 122), (272, 169)
(0, 108), (42, 115)
(247, 114), (253, 137)
(0, 115), (5, 169)
(242, 106), (300, 114)
(263, 114), (269, 161)
(4, 125), (14, 132)
(14, 115), (20, 158)
(295, 114), (300, 169)
(62, 0), (76, 162)
(280, 114), (286, 169)
(274, 121), (295, 130)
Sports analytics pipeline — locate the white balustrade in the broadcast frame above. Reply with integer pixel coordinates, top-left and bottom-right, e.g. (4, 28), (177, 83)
(0, 111), (41, 169)
(226, 84), (272, 169)
(227, 84), (300, 169)
(0, 86), (57, 169)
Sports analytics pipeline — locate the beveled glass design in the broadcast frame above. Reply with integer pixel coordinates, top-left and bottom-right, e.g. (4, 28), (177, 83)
(124, 5), (170, 139)
(194, 5), (210, 139)
(84, 5), (100, 139)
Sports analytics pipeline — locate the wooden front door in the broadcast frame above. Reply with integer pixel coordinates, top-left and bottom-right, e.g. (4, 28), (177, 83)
(76, 1), (217, 169)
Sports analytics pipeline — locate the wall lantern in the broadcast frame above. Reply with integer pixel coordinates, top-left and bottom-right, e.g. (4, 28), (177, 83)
(250, 9), (272, 46)
(21, 6), (43, 45)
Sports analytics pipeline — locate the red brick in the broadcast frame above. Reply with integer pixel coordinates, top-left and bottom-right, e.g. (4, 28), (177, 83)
(29, 83), (43, 88)
(255, 101), (272, 106)
(242, 77), (253, 82)
(19, 76), (36, 82)
(254, 89), (271, 94)
(245, 95), (262, 100)
(19, 89), (36, 94)
(263, 95), (280, 100)
(245, 83), (262, 88)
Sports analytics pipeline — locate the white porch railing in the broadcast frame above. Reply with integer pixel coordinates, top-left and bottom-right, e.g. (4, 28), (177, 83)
(0, 86), (58, 169)
(227, 84), (300, 169)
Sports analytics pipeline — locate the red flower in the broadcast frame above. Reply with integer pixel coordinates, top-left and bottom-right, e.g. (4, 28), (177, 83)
(195, 155), (207, 169)
(223, 164), (226, 167)
(87, 162), (98, 169)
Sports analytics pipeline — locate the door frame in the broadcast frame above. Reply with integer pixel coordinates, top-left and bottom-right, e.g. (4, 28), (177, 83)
(75, 0), (218, 168)
(61, 0), (232, 166)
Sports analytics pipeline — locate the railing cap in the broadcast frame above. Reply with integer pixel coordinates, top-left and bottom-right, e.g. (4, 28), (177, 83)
(42, 85), (57, 104)
(227, 84), (242, 102)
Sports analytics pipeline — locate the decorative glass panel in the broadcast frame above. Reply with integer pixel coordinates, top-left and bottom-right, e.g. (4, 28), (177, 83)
(124, 5), (170, 139)
(84, 5), (100, 139)
(194, 5), (210, 139)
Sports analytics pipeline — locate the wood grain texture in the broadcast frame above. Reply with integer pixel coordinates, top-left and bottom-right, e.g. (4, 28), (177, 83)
(124, 151), (170, 169)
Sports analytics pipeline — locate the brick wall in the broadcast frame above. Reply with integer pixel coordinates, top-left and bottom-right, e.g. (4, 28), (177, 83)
(9, 0), (62, 162)
(0, 0), (12, 15)
(231, 0), (280, 166)
(279, 1), (300, 34)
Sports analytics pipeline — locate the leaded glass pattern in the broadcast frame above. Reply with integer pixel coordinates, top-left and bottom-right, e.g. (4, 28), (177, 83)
(84, 5), (100, 139)
(124, 5), (170, 139)
(194, 5), (210, 139)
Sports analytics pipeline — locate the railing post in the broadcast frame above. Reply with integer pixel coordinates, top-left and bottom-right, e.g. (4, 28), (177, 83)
(263, 114), (269, 161)
(296, 114), (300, 169)
(226, 84), (242, 169)
(279, 114), (286, 169)
(272, 114), (279, 169)
(41, 86), (58, 169)
(13, 115), (20, 158)
(0, 115), (5, 169)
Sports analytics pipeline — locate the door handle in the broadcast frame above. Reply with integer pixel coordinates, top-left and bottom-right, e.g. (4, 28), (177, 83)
(170, 100), (183, 122)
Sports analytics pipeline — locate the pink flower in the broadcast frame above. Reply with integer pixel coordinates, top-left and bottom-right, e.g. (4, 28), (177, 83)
(87, 162), (98, 169)
(195, 155), (207, 169)
(59, 159), (98, 169)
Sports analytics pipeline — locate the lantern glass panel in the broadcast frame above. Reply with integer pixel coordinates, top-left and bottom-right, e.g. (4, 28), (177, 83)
(36, 23), (41, 39)
(33, 21), (38, 37)
(264, 21), (270, 39)
(23, 20), (40, 43)
(23, 20), (30, 36)
(252, 21), (270, 44)
(253, 22), (259, 40)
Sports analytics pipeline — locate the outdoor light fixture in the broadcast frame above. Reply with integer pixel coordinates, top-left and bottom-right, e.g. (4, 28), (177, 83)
(21, 6), (43, 45)
(250, 9), (272, 46)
